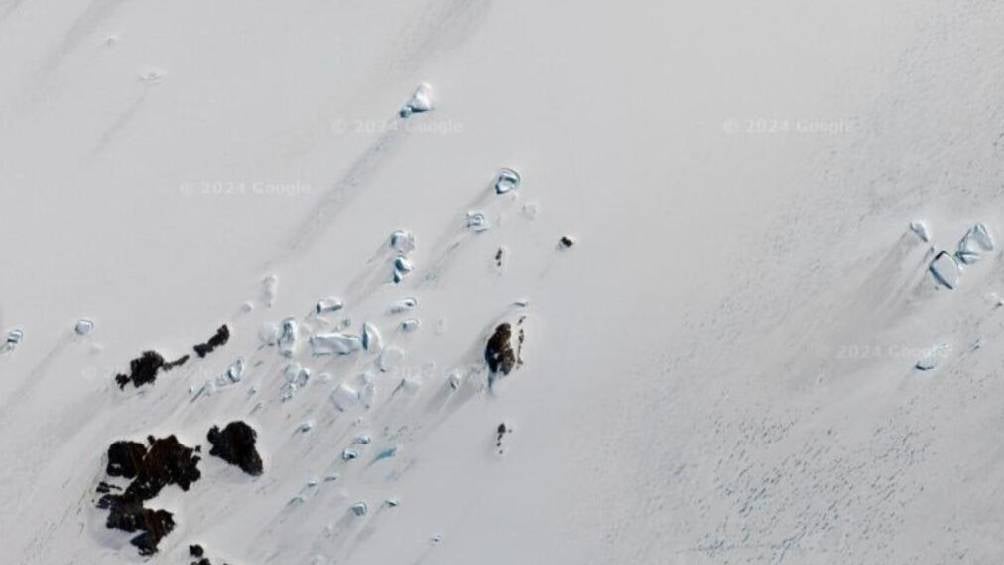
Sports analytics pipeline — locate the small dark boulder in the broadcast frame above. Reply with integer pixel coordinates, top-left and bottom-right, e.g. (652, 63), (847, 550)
(207, 421), (264, 476)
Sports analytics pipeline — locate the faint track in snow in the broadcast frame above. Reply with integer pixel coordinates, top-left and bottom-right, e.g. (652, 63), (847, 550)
(268, 124), (405, 269)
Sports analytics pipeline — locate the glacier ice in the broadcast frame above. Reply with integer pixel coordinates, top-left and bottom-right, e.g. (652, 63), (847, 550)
(278, 318), (299, 356)
(378, 346), (405, 372)
(362, 322), (382, 351)
(316, 297), (344, 315)
(311, 332), (362, 355)
(956, 223), (995, 265)
(393, 256), (414, 284)
(494, 168), (521, 194)
(930, 251), (960, 289)
(916, 343), (951, 371)
(909, 221), (931, 243)
(466, 211), (490, 232)
(262, 274), (279, 307)
(331, 383), (360, 411)
(390, 229), (416, 254)
(399, 82), (434, 118)
(75, 319), (95, 336)
(389, 297), (418, 314)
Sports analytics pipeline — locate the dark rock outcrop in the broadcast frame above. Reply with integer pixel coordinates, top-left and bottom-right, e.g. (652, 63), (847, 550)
(207, 421), (263, 476)
(193, 325), (230, 358)
(485, 323), (517, 375)
(114, 351), (189, 389)
(96, 435), (201, 555)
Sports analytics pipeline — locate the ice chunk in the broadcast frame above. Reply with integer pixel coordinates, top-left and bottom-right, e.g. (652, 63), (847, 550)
(390, 230), (416, 254)
(494, 168), (521, 194)
(909, 221), (931, 243)
(278, 318), (299, 356)
(362, 323), (382, 351)
(930, 251), (960, 289)
(316, 297), (344, 315)
(448, 371), (462, 390)
(353, 435), (372, 445)
(374, 446), (398, 462)
(330, 383), (360, 411)
(916, 343), (951, 371)
(393, 256), (414, 284)
(466, 211), (490, 232)
(341, 448), (359, 461)
(297, 420), (314, 433)
(259, 321), (280, 345)
(956, 223), (995, 264)
(385, 498), (400, 508)
(399, 83), (434, 117)
(350, 502), (368, 516)
(401, 319), (421, 332)
(284, 363), (311, 386)
(217, 358), (245, 386)
(262, 274), (279, 307)
(75, 319), (95, 336)
(359, 375), (377, 409)
(2, 328), (23, 352)
(378, 346), (405, 372)
(6, 328), (23, 345)
(311, 332), (362, 355)
(389, 297), (418, 314)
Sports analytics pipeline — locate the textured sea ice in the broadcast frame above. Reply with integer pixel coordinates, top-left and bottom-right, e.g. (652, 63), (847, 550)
(259, 321), (280, 345)
(389, 297), (418, 314)
(378, 346), (405, 372)
(930, 251), (960, 289)
(399, 83), (434, 117)
(216, 358), (245, 386)
(494, 168), (521, 194)
(916, 343), (951, 371)
(262, 274), (279, 307)
(278, 318), (299, 356)
(331, 383), (360, 411)
(311, 333), (362, 355)
(284, 363), (311, 386)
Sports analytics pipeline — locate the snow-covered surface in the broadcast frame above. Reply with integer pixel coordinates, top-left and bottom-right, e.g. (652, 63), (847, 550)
(3, 1), (1004, 563)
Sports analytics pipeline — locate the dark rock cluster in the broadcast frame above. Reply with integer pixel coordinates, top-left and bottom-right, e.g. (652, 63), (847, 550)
(193, 325), (230, 358)
(96, 435), (201, 555)
(114, 351), (189, 389)
(114, 324), (230, 389)
(207, 421), (264, 476)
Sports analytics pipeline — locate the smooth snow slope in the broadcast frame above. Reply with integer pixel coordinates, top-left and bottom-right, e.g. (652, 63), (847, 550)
(2, 0), (1004, 563)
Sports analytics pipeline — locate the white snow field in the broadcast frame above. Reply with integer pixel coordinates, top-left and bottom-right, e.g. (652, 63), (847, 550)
(3, 0), (1004, 563)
